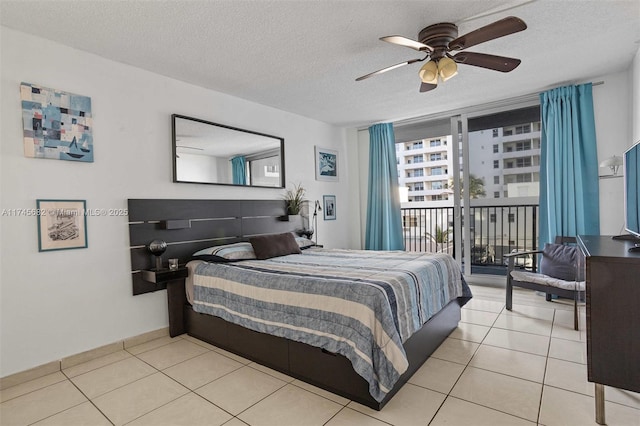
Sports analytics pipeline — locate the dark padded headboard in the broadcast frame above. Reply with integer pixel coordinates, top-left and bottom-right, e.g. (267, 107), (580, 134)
(128, 199), (303, 295)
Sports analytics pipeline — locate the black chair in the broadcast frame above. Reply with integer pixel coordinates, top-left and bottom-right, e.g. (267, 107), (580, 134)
(505, 236), (585, 330)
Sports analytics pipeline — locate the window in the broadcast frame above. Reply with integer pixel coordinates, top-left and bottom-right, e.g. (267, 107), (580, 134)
(516, 157), (532, 168)
(413, 155), (423, 163)
(503, 129), (513, 136)
(493, 144), (499, 153)
(412, 142), (423, 150)
(490, 214), (497, 223)
(430, 153), (443, 161)
(493, 160), (499, 169)
(515, 140), (532, 151)
(508, 213), (515, 223)
(515, 124), (531, 134)
(414, 196), (425, 201)
(430, 139), (441, 147)
(432, 181), (443, 190)
(492, 129), (499, 137)
(403, 216), (417, 227)
(431, 195), (444, 201)
(494, 176), (500, 184)
(431, 167), (444, 176)
(494, 191), (500, 198)
(414, 183), (424, 191)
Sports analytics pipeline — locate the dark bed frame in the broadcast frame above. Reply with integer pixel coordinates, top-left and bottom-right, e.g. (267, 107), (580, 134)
(128, 198), (465, 410)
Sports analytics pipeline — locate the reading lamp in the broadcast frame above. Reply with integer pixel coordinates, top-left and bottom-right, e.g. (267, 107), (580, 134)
(599, 155), (623, 176)
(313, 200), (322, 245)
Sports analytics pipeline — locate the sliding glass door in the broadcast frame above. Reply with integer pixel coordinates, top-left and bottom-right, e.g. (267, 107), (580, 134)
(396, 100), (540, 277)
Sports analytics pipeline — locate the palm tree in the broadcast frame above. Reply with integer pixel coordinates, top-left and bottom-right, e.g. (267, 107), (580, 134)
(448, 174), (486, 199)
(425, 225), (451, 243)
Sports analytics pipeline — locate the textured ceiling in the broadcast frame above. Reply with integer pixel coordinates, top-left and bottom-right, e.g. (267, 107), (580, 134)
(1, 0), (639, 128)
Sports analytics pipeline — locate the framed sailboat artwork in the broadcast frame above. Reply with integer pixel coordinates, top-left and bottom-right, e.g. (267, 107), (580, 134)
(20, 82), (94, 162)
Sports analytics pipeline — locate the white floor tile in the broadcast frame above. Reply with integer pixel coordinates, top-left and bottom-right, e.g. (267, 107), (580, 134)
(493, 312), (553, 336)
(450, 367), (542, 422)
(127, 393), (232, 426)
(196, 366), (287, 416)
(469, 344), (547, 383)
(163, 351), (244, 390)
(449, 322), (491, 343)
(430, 396), (535, 426)
(544, 357), (593, 396)
(92, 372), (189, 426)
(325, 407), (390, 426)
(32, 401), (111, 426)
(238, 384), (342, 426)
(430, 337), (480, 365)
(461, 309), (500, 326)
(290, 380), (350, 406)
(540, 385), (640, 426)
(408, 357), (466, 394)
(0, 380), (87, 425)
(548, 337), (587, 364)
(502, 304), (555, 321)
(135, 339), (209, 370)
(483, 327), (550, 356)
(462, 298), (505, 313)
(0, 372), (67, 403)
(348, 383), (446, 426)
(70, 356), (156, 399)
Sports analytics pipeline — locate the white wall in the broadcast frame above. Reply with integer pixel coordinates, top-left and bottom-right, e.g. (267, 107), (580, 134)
(592, 70), (633, 235)
(632, 46), (640, 143)
(0, 27), (349, 377)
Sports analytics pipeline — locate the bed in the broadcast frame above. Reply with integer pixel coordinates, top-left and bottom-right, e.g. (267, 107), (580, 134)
(127, 199), (471, 410)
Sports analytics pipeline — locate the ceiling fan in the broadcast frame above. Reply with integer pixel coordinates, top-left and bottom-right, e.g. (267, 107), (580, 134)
(356, 16), (527, 92)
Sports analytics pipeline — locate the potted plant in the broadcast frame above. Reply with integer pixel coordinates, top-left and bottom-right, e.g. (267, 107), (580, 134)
(282, 183), (306, 215)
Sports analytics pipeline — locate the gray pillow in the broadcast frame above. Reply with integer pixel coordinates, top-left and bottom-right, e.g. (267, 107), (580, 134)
(539, 243), (578, 281)
(250, 232), (302, 260)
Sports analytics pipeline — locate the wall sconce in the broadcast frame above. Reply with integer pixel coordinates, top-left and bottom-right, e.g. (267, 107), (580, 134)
(147, 239), (167, 270)
(599, 155), (623, 178)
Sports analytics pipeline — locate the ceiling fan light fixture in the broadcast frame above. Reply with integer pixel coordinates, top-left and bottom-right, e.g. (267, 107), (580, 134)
(438, 57), (458, 81)
(419, 60), (438, 84)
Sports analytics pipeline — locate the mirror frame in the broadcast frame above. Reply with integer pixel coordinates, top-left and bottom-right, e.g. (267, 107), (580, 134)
(171, 114), (285, 188)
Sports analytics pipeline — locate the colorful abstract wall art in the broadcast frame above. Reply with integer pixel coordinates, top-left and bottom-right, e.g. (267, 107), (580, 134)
(20, 82), (93, 162)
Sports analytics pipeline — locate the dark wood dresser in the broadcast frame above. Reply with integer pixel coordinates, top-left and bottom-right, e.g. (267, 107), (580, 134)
(577, 235), (640, 424)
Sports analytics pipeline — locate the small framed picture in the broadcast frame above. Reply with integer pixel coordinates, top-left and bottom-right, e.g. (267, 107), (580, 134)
(36, 199), (88, 252)
(323, 195), (336, 220)
(315, 146), (338, 181)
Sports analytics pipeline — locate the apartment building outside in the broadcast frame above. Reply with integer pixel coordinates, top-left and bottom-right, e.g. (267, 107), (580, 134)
(397, 114), (542, 269)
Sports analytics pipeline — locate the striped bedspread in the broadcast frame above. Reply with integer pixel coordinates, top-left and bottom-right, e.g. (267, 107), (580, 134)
(192, 248), (470, 402)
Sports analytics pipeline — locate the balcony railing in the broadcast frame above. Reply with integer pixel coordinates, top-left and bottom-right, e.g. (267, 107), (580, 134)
(401, 204), (539, 275)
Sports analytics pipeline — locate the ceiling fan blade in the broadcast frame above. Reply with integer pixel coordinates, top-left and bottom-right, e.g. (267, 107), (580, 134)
(380, 35), (434, 52)
(452, 51), (521, 72)
(356, 58), (422, 81)
(448, 16), (526, 51)
(419, 82), (437, 92)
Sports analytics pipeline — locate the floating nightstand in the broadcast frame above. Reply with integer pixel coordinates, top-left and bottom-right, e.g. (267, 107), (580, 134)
(141, 267), (188, 284)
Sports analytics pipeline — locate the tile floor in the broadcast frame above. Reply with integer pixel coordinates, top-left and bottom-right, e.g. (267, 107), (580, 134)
(1, 284), (639, 426)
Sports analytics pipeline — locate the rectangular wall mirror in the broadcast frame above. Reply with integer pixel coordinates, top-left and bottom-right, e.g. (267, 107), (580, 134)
(172, 114), (285, 188)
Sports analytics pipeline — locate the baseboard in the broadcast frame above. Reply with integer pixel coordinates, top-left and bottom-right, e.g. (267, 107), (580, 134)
(0, 361), (61, 391)
(0, 327), (170, 390)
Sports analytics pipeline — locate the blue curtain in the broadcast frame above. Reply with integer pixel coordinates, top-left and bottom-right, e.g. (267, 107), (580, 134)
(365, 123), (404, 250)
(539, 83), (600, 246)
(231, 156), (247, 185)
